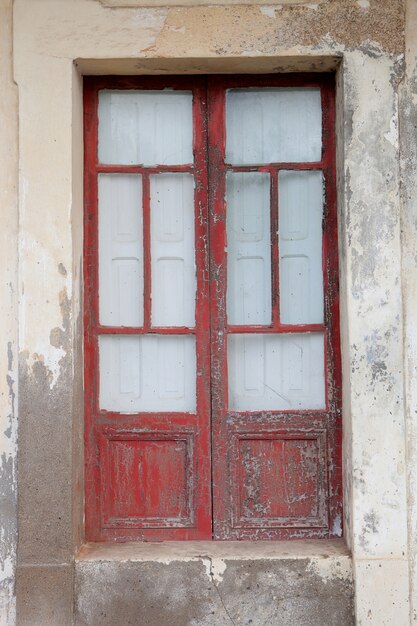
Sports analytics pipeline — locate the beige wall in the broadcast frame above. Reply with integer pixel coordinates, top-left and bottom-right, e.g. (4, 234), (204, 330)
(0, 1), (19, 624)
(1, 0), (417, 623)
(401, 0), (417, 622)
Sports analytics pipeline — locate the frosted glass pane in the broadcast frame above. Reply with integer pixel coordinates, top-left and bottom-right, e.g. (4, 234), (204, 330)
(98, 90), (193, 165)
(226, 172), (271, 325)
(279, 171), (324, 324)
(99, 174), (143, 326)
(99, 335), (196, 412)
(226, 88), (322, 165)
(228, 333), (325, 410)
(151, 174), (196, 326)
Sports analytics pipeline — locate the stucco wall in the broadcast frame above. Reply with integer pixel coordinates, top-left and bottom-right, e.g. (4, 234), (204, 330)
(0, 1), (18, 625)
(401, 0), (417, 622)
(1, 0), (417, 623)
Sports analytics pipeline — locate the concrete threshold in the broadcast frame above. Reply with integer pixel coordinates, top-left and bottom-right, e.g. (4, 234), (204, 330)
(74, 539), (354, 625)
(76, 537), (350, 562)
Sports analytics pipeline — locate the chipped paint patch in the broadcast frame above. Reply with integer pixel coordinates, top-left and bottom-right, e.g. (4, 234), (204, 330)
(332, 512), (343, 537)
(210, 558), (227, 584)
(200, 557), (227, 583)
(385, 110), (399, 149)
(307, 555), (353, 584)
(259, 6), (276, 18)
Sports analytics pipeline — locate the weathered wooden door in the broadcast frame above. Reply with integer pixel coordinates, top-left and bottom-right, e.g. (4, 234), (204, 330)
(84, 75), (341, 542)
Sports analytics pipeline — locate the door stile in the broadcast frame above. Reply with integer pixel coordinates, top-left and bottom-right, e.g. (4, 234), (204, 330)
(192, 82), (213, 539)
(321, 81), (343, 532)
(207, 81), (230, 539)
(84, 83), (101, 541)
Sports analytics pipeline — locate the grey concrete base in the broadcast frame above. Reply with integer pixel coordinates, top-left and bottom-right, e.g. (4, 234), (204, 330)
(75, 541), (354, 626)
(16, 564), (73, 626)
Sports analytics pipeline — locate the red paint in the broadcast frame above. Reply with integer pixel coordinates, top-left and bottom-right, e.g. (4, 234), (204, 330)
(84, 76), (211, 541)
(84, 74), (341, 542)
(270, 170), (280, 328)
(142, 173), (151, 331)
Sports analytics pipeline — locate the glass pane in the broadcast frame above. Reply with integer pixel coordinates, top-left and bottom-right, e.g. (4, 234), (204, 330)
(228, 333), (325, 410)
(99, 335), (196, 412)
(226, 88), (322, 165)
(150, 174), (196, 327)
(279, 171), (324, 325)
(98, 90), (193, 165)
(226, 172), (271, 325)
(99, 174), (143, 327)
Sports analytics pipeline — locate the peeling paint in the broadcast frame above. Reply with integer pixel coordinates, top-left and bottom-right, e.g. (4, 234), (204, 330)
(259, 6), (276, 18)
(385, 110), (399, 149)
(306, 555), (353, 584)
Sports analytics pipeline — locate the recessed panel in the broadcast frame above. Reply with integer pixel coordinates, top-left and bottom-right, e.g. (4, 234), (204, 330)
(99, 174), (143, 327)
(150, 174), (195, 326)
(232, 433), (325, 527)
(99, 335), (196, 412)
(226, 88), (322, 165)
(279, 170), (324, 325)
(226, 172), (271, 325)
(98, 90), (193, 165)
(101, 434), (192, 526)
(228, 333), (325, 410)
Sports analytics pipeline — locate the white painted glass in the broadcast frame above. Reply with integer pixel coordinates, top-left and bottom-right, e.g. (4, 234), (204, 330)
(226, 172), (271, 325)
(98, 90), (193, 165)
(99, 174), (143, 327)
(226, 88), (322, 165)
(150, 174), (195, 327)
(279, 170), (324, 325)
(99, 335), (196, 412)
(228, 333), (325, 410)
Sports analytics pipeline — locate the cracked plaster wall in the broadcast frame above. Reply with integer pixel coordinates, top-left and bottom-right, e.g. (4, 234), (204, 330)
(0, 0), (415, 623)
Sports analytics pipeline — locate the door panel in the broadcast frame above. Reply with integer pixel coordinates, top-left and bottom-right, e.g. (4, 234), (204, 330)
(98, 89), (194, 166)
(226, 172), (272, 326)
(278, 170), (324, 325)
(227, 333), (326, 411)
(150, 173), (196, 327)
(98, 173), (144, 327)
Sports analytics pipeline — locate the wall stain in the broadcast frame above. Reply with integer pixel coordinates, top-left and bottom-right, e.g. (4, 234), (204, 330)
(0, 341), (17, 620)
(359, 510), (380, 550)
(144, 0), (405, 58)
(17, 283), (74, 566)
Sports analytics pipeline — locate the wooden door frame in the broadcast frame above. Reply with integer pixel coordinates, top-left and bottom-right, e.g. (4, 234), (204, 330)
(83, 74), (342, 541)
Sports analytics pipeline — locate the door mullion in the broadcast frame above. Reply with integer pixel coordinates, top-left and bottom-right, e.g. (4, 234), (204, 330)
(207, 79), (229, 539)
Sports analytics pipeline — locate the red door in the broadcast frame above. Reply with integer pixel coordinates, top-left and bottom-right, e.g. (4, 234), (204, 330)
(84, 74), (341, 542)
